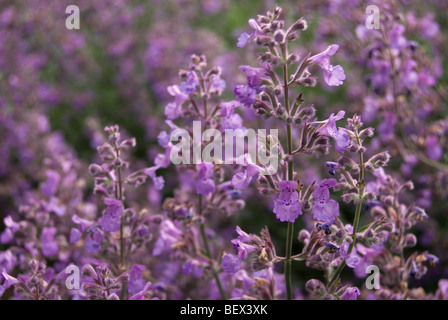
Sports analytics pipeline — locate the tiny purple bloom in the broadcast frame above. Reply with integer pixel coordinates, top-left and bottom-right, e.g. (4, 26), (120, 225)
(342, 287), (360, 300)
(128, 264), (147, 295)
(41, 227), (58, 257)
(196, 162), (215, 195)
(312, 179), (339, 224)
(317, 111), (350, 154)
(239, 66), (266, 87)
(69, 228), (81, 244)
(273, 180), (302, 223)
(222, 253), (241, 275)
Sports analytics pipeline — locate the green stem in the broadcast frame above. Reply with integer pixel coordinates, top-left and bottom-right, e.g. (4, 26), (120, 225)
(328, 130), (364, 287)
(282, 44), (295, 300)
(112, 142), (127, 300)
(198, 195), (228, 300)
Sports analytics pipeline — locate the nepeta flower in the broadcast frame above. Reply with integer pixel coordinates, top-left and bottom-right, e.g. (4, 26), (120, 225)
(165, 85), (189, 120)
(222, 253), (241, 275)
(85, 228), (104, 254)
(129, 282), (153, 300)
(239, 66), (266, 87)
(221, 101), (243, 130)
(99, 198), (123, 232)
(210, 75), (226, 95)
(340, 241), (361, 268)
(231, 239), (257, 260)
(143, 166), (165, 191)
(179, 71), (199, 94)
(182, 259), (204, 278)
(234, 85), (260, 108)
(157, 131), (170, 148)
(236, 19), (264, 48)
(312, 179), (339, 224)
(308, 44), (345, 86)
(196, 162), (215, 195)
(69, 228), (81, 244)
(342, 287), (360, 300)
(237, 32), (251, 48)
(234, 65), (265, 107)
(317, 111), (350, 154)
(152, 220), (182, 256)
(128, 264), (148, 295)
(41, 227), (58, 257)
(40, 170), (60, 197)
(273, 181), (302, 223)
(0, 270), (19, 298)
(231, 155), (260, 190)
(426, 136), (442, 161)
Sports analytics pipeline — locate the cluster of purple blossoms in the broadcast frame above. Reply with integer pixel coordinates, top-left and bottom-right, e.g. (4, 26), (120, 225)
(1, 1), (447, 301)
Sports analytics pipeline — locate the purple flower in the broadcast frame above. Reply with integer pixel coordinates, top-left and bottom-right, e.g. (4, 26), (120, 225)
(342, 287), (360, 300)
(211, 75), (226, 95)
(196, 162), (215, 195)
(231, 164), (260, 190)
(221, 101), (243, 130)
(389, 24), (407, 50)
(143, 166), (165, 191)
(340, 241), (361, 268)
(85, 228), (104, 254)
(426, 136), (442, 161)
(46, 197), (66, 216)
(237, 32), (252, 48)
(308, 44), (345, 86)
(312, 179), (339, 224)
(128, 264), (147, 295)
(182, 259), (204, 278)
(157, 131), (170, 148)
(165, 85), (189, 120)
(401, 59), (418, 88)
(323, 65), (345, 86)
(164, 102), (182, 120)
(40, 170), (60, 197)
(69, 228), (81, 244)
(273, 180), (302, 223)
(239, 66), (266, 87)
(0, 270), (19, 298)
(41, 227), (58, 257)
(129, 282), (152, 300)
(235, 226), (253, 243)
(317, 111), (350, 154)
(99, 198), (123, 232)
(222, 253), (241, 275)
(0, 250), (17, 273)
(0, 217), (19, 244)
(231, 239), (257, 260)
(236, 19), (264, 48)
(234, 84), (259, 108)
(179, 71), (199, 94)
(152, 219), (182, 256)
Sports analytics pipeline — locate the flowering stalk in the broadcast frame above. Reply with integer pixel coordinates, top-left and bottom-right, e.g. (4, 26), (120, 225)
(282, 41), (295, 300)
(328, 127), (365, 287)
(198, 194), (227, 299)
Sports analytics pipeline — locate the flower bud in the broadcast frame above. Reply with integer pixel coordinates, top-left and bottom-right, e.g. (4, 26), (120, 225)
(305, 279), (325, 295)
(404, 233), (417, 247)
(274, 30), (285, 43)
(88, 164), (103, 176)
(298, 229), (310, 242)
